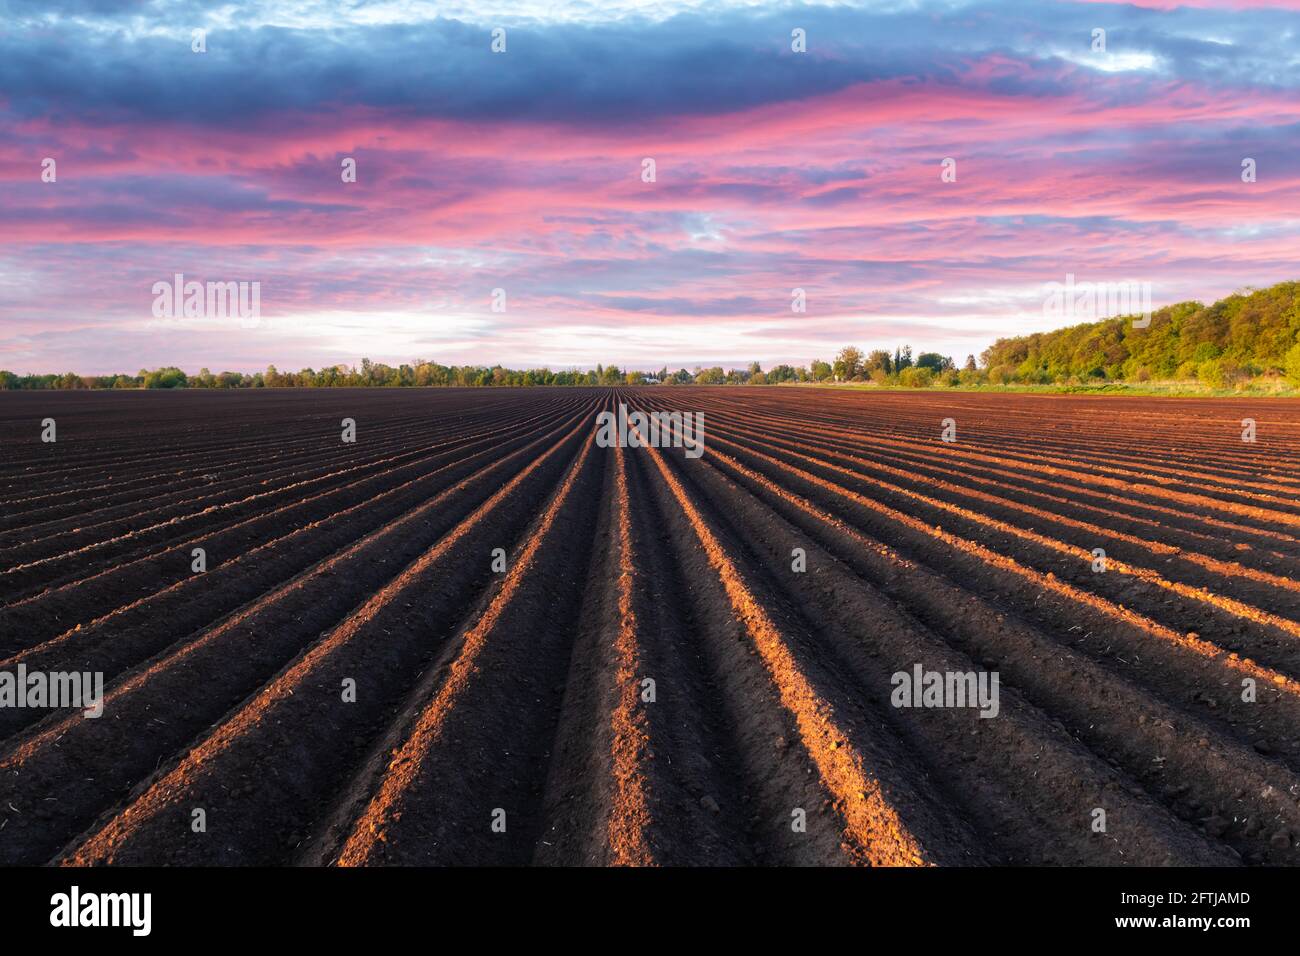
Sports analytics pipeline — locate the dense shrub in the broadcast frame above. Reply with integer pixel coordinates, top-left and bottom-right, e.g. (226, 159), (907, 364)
(898, 366), (933, 388)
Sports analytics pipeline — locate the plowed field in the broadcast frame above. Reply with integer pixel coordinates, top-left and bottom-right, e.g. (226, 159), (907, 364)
(2, 386), (1298, 866)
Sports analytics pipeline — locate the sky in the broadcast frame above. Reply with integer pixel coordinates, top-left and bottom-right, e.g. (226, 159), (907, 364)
(1, 0), (1299, 375)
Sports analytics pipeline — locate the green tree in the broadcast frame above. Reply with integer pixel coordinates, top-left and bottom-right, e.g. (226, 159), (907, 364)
(143, 367), (188, 389)
(916, 352), (952, 372)
(1286, 343), (1300, 386)
(833, 346), (864, 381)
(865, 350), (892, 375)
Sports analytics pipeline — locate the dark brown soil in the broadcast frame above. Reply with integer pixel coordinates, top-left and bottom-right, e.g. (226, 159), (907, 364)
(0, 387), (1296, 866)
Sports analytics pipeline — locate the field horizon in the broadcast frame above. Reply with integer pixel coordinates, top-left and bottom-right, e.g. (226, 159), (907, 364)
(8, 276), (1300, 395)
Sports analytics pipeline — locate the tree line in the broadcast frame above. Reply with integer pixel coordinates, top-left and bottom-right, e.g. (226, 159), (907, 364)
(0, 356), (944, 390)
(4, 281), (1297, 390)
(978, 280), (1300, 387)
